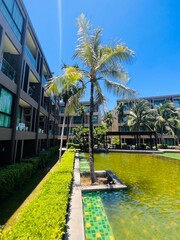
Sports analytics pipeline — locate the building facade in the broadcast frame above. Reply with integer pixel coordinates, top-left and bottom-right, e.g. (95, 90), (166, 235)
(114, 94), (180, 146)
(59, 101), (101, 142)
(0, 0), (59, 166)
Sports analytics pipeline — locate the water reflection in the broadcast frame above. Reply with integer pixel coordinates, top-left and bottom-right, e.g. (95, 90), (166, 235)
(93, 153), (180, 240)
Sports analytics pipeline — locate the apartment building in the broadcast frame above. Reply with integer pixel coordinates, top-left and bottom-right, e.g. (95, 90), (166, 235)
(114, 94), (180, 146)
(59, 101), (101, 143)
(0, 0), (59, 166)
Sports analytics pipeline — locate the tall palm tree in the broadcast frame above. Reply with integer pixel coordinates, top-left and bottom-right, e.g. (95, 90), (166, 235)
(154, 101), (180, 143)
(127, 99), (154, 131)
(72, 14), (135, 183)
(102, 111), (115, 130)
(77, 105), (86, 128)
(116, 102), (127, 132)
(46, 66), (86, 158)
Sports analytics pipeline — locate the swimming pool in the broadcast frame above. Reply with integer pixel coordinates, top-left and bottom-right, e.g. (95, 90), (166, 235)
(83, 153), (180, 239)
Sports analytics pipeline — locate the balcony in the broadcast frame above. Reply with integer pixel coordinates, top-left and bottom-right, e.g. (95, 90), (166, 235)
(25, 46), (36, 68)
(0, 58), (16, 81)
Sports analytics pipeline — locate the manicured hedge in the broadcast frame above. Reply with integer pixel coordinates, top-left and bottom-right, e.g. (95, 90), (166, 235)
(0, 163), (34, 199)
(0, 149), (75, 240)
(0, 146), (59, 199)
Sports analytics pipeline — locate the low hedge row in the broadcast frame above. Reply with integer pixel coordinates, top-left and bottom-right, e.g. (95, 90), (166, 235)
(0, 146), (59, 199)
(0, 163), (34, 199)
(0, 149), (75, 240)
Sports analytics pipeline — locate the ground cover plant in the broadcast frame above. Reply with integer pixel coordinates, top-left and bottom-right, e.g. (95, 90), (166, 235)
(0, 149), (75, 240)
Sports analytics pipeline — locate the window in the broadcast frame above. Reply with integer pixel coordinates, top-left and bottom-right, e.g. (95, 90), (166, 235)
(0, 86), (13, 127)
(0, 0), (24, 42)
(93, 116), (98, 124)
(173, 99), (180, 108)
(73, 116), (81, 124)
(60, 106), (65, 113)
(154, 100), (164, 106)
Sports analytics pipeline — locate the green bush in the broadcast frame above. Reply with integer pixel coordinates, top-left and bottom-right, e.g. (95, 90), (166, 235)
(67, 143), (80, 149)
(0, 146), (59, 199)
(157, 144), (168, 149)
(121, 143), (128, 149)
(0, 163), (34, 199)
(168, 145), (180, 150)
(1, 149), (75, 240)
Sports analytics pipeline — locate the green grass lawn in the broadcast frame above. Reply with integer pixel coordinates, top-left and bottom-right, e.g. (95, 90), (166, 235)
(159, 153), (180, 160)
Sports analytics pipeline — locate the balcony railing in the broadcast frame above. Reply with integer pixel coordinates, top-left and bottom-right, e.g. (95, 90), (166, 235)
(25, 46), (36, 68)
(0, 58), (16, 81)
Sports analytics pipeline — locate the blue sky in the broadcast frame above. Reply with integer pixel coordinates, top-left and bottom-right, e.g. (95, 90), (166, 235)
(23, 0), (180, 110)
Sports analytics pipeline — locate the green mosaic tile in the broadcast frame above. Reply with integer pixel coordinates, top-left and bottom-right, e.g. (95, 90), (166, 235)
(82, 193), (115, 240)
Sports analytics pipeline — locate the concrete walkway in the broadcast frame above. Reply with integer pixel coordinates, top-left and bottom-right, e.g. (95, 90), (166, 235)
(65, 152), (85, 240)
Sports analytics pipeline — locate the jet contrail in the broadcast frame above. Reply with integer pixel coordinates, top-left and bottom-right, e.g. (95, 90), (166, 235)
(58, 0), (62, 66)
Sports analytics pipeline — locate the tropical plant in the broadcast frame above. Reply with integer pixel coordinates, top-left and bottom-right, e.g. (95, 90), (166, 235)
(71, 14), (135, 183)
(116, 101), (127, 131)
(154, 101), (180, 143)
(46, 66), (86, 158)
(77, 105), (87, 128)
(102, 111), (115, 129)
(93, 124), (108, 148)
(127, 99), (155, 131)
(72, 126), (89, 150)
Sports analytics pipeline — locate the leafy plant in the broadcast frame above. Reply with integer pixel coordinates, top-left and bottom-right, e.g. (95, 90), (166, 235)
(1, 150), (75, 240)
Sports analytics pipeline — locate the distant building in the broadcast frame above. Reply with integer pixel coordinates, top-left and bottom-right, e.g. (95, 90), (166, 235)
(113, 94), (180, 146)
(0, 0), (59, 166)
(59, 101), (101, 143)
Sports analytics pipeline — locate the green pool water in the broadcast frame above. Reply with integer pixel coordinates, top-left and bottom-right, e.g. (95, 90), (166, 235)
(87, 153), (180, 240)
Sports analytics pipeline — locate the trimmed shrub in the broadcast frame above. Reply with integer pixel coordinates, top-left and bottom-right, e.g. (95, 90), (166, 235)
(67, 143), (80, 149)
(121, 143), (128, 149)
(157, 144), (168, 149)
(0, 149), (75, 240)
(0, 146), (59, 199)
(0, 163), (34, 199)
(168, 145), (180, 150)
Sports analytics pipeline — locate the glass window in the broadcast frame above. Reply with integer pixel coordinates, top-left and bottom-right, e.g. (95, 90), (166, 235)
(0, 87), (13, 114)
(60, 107), (65, 113)
(3, 0), (13, 12)
(0, 0), (24, 42)
(93, 116), (98, 124)
(0, 113), (11, 127)
(73, 116), (81, 124)
(173, 99), (180, 108)
(154, 100), (164, 106)
(0, 87), (13, 128)
(13, 2), (23, 32)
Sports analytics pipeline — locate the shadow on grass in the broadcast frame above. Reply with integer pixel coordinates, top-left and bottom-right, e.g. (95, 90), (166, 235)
(0, 155), (58, 225)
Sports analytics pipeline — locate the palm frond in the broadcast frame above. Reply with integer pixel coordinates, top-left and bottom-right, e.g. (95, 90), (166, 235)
(94, 81), (106, 107)
(96, 44), (134, 74)
(99, 63), (130, 82)
(104, 79), (136, 98)
(65, 85), (86, 114)
(45, 76), (65, 96)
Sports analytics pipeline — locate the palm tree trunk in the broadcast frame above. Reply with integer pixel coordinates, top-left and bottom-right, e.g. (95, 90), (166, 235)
(59, 107), (66, 159)
(66, 116), (73, 147)
(89, 81), (97, 184)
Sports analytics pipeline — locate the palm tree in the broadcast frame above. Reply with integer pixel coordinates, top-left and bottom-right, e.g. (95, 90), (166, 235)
(154, 101), (180, 144)
(46, 66), (86, 158)
(72, 14), (135, 183)
(77, 105), (86, 128)
(116, 102), (127, 132)
(102, 111), (115, 130)
(127, 99), (154, 131)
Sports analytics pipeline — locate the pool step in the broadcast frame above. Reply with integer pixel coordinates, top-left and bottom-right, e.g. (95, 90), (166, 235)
(83, 192), (115, 240)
